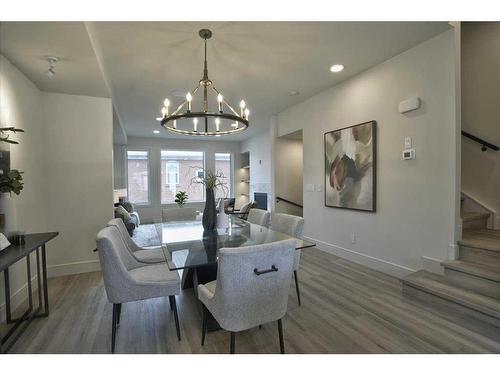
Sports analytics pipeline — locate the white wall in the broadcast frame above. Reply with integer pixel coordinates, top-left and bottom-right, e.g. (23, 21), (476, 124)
(113, 144), (125, 189)
(0, 55), (48, 320)
(122, 136), (242, 223)
(43, 92), (113, 276)
(0, 55), (113, 320)
(461, 22), (500, 226)
(278, 30), (459, 277)
(241, 118), (276, 211)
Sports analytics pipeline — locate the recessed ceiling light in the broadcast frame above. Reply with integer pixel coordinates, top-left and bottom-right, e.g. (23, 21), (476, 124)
(329, 64), (344, 73)
(153, 130), (160, 134)
(289, 90), (300, 96)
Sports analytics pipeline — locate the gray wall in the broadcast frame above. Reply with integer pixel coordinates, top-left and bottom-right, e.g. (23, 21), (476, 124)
(278, 30), (459, 277)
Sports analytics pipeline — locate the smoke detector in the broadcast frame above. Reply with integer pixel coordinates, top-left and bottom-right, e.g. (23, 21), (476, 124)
(45, 57), (58, 78)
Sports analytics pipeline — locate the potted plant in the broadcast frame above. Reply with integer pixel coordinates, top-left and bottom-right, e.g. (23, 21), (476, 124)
(191, 168), (228, 230)
(174, 191), (188, 207)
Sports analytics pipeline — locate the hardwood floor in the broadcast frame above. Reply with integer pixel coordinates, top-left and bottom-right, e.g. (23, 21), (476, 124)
(5, 247), (500, 354)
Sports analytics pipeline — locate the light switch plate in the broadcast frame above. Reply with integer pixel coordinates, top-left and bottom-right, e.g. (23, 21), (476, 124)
(316, 184), (322, 192)
(404, 137), (412, 149)
(306, 184), (315, 192)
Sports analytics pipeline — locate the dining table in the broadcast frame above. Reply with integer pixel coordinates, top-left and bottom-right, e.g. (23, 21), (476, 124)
(154, 214), (316, 331)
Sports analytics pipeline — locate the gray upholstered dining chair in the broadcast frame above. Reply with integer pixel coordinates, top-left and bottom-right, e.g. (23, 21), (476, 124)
(246, 208), (271, 227)
(232, 201), (253, 220)
(270, 213), (305, 305)
(162, 207), (197, 222)
(198, 239), (296, 354)
(96, 226), (181, 353)
(107, 218), (165, 263)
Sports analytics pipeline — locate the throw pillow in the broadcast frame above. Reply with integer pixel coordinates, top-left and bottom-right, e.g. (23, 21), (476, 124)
(114, 205), (132, 222)
(121, 201), (134, 213)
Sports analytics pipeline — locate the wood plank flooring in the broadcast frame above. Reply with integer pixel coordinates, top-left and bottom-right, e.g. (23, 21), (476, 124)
(4, 247), (500, 354)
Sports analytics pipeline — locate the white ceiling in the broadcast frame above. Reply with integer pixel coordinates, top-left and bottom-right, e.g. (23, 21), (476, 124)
(0, 21), (451, 142)
(0, 22), (109, 98)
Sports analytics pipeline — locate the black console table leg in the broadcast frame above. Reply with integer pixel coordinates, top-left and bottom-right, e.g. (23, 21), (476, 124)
(4, 267), (12, 324)
(41, 245), (49, 315)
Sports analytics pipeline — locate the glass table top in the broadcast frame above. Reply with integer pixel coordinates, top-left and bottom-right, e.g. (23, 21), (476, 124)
(157, 215), (315, 271)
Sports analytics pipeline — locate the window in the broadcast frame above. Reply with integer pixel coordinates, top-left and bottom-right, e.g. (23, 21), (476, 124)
(161, 150), (205, 204)
(215, 153), (232, 199)
(166, 162), (179, 185)
(127, 150), (149, 205)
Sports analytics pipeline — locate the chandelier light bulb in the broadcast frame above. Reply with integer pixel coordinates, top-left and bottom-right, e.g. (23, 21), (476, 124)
(239, 100), (246, 116)
(164, 98), (170, 107)
(215, 118), (220, 132)
(186, 92), (192, 112)
(161, 107), (167, 117)
(217, 94), (224, 113)
(193, 118), (198, 132)
(173, 120), (177, 129)
(244, 108), (250, 120)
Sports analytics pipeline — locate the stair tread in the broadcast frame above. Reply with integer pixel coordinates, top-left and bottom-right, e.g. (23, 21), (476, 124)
(403, 270), (500, 319)
(460, 229), (500, 252)
(461, 212), (490, 221)
(442, 260), (500, 282)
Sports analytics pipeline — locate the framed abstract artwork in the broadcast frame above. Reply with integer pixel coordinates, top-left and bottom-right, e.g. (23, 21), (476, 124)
(324, 120), (376, 212)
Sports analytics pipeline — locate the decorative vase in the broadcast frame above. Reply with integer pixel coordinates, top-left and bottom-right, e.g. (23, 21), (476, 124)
(202, 187), (217, 230)
(0, 192), (17, 239)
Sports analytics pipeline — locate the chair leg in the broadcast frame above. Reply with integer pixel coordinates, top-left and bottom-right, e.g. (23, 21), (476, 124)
(168, 296), (174, 311)
(230, 332), (236, 354)
(294, 270), (302, 306)
(111, 303), (119, 353)
(201, 305), (208, 346)
(116, 303), (122, 325)
(277, 319), (285, 354)
(169, 295), (181, 341)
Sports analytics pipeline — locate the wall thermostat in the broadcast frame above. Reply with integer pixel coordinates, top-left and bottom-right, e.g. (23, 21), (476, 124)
(402, 149), (415, 160)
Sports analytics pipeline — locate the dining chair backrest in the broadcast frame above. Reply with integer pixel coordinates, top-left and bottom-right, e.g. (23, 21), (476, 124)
(223, 198), (235, 214)
(107, 218), (141, 252)
(162, 207), (197, 222)
(96, 226), (141, 303)
(209, 239), (296, 332)
(270, 213), (304, 239)
(246, 208), (271, 227)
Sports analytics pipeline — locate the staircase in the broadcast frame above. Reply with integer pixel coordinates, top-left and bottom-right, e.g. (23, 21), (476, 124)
(402, 212), (500, 337)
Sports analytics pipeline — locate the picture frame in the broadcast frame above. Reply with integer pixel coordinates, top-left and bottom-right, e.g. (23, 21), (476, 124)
(324, 120), (376, 212)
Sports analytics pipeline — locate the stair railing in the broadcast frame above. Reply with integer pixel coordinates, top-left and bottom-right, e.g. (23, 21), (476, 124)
(462, 130), (499, 152)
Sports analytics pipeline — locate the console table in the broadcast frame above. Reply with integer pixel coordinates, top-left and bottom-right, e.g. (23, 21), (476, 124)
(0, 232), (58, 353)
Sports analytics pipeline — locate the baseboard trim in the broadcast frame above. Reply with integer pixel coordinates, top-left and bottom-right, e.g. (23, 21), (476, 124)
(47, 259), (101, 278)
(303, 235), (416, 279)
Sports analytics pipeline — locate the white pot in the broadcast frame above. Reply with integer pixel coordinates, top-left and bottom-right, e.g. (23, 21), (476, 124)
(0, 192), (17, 238)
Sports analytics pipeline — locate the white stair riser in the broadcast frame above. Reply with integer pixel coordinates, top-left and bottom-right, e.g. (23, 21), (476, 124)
(459, 245), (500, 266)
(463, 217), (488, 230)
(444, 268), (500, 299)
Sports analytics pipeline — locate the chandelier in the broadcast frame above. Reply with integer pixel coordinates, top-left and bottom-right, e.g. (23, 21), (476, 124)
(158, 29), (249, 137)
